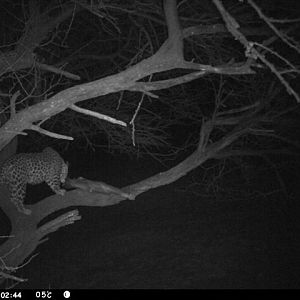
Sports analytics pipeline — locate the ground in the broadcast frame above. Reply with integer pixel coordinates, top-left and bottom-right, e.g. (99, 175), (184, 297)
(1, 149), (299, 289)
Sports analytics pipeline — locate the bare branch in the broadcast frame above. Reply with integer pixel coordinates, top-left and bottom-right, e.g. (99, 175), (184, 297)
(10, 91), (21, 117)
(30, 125), (74, 140)
(37, 63), (81, 81)
(248, 0), (300, 54)
(70, 104), (127, 127)
(212, 0), (300, 102)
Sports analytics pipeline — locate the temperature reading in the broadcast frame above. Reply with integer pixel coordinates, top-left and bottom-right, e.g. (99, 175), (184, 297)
(35, 291), (52, 299)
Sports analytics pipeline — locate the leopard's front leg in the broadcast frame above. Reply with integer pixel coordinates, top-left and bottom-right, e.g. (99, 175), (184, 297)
(45, 177), (66, 197)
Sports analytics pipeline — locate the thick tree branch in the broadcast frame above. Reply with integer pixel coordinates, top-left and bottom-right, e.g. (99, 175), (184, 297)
(0, 101), (287, 284)
(0, 0), (257, 151)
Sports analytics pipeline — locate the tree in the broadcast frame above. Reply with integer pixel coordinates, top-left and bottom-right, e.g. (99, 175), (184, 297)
(0, 0), (299, 286)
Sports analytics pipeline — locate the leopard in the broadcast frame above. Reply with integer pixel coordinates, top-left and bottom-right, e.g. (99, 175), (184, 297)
(0, 147), (68, 215)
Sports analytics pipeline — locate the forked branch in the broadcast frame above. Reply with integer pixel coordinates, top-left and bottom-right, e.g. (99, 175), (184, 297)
(0, 103), (262, 286)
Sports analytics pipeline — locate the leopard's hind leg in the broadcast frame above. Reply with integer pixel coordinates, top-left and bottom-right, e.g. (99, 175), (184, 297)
(9, 182), (32, 215)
